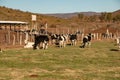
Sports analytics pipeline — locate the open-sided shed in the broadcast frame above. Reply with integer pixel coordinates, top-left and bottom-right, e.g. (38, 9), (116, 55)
(0, 21), (28, 31)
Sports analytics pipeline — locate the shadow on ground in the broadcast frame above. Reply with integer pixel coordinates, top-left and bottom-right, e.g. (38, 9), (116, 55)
(110, 49), (119, 51)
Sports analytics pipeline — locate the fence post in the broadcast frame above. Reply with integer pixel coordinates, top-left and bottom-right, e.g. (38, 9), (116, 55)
(8, 31), (11, 44)
(99, 33), (102, 40)
(81, 33), (84, 41)
(13, 34), (15, 45)
(20, 34), (22, 45)
(96, 33), (99, 40)
(17, 31), (19, 44)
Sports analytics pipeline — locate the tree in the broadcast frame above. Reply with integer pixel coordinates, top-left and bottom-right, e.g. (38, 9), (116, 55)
(78, 13), (84, 21)
(113, 14), (120, 22)
(99, 12), (112, 22)
(99, 12), (107, 22)
(106, 13), (112, 22)
(89, 15), (97, 22)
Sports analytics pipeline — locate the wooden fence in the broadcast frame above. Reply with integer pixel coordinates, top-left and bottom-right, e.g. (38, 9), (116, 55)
(0, 30), (26, 48)
(0, 27), (119, 49)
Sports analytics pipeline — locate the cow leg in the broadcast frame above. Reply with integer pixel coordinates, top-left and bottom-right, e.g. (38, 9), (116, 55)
(37, 43), (40, 49)
(43, 41), (48, 49)
(73, 40), (76, 46)
(71, 40), (73, 46)
(62, 41), (64, 47)
(88, 41), (91, 47)
(82, 42), (86, 48)
(59, 41), (61, 48)
(52, 39), (56, 45)
(45, 43), (48, 49)
(59, 41), (63, 48)
(118, 43), (120, 50)
(74, 40), (77, 46)
(43, 43), (45, 49)
(33, 44), (37, 50)
(82, 43), (85, 48)
(63, 41), (66, 47)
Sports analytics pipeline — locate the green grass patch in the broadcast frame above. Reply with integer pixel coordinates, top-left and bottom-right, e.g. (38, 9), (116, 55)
(0, 40), (120, 80)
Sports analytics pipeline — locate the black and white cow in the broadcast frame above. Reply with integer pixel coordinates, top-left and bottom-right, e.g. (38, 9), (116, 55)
(57, 34), (67, 48)
(50, 34), (59, 45)
(81, 34), (92, 48)
(69, 34), (77, 46)
(33, 34), (49, 50)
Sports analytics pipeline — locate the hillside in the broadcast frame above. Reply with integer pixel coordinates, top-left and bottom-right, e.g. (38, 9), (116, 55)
(0, 6), (120, 21)
(113, 10), (120, 15)
(0, 6), (120, 33)
(0, 6), (31, 22)
(0, 6), (71, 28)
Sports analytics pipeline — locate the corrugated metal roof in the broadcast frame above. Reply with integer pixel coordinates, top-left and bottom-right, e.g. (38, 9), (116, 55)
(0, 21), (28, 24)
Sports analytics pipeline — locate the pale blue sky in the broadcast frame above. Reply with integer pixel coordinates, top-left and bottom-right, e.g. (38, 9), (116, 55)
(0, 0), (120, 13)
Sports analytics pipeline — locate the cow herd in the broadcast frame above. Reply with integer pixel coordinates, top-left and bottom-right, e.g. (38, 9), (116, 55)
(29, 32), (93, 50)
(25, 32), (119, 51)
(22, 29), (120, 51)
(0, 32), (119, 52)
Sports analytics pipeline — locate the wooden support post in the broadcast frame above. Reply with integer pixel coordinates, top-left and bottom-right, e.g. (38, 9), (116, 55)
(8, 31), (11, 44)
(13, 34), (15, 45)
(96, 33), (98, 40)
(81, 33), (84, 41)
(20, 34), (22, 45)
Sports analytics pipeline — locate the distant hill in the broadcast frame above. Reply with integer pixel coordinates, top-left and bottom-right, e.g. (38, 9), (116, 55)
(112, 9), (120, 16)
(79, 12), (101, 16)
(45, 10), (120, 19)
(45, 12), (101, 19)
(45, 13), (78, 19)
